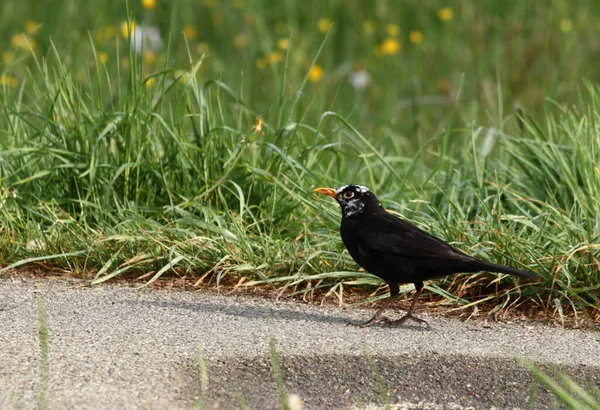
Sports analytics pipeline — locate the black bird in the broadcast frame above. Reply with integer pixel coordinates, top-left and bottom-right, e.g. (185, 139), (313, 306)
(314, 184), (537, 327)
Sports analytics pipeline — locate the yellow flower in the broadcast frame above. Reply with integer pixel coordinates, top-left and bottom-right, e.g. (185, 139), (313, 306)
(381, 38), (401, 55)
(11, 33), (36, 50)
(373, 44), (383, 57)
(243, 12), (255, 25)
(96, 26), (116, 43)
(145, 77), (157, 88)
(277, 38), (289, 50)
(308, 65), (324, 82)
(317, 18), (333, 33)
(275, 22), (287, 35)
(233, 33), (248, 48)
(435, 79), (449, 93)
(252, 117), (263, 134)
(256, 57), (267, 69)
(105, 26), (117, 38)
(175, 70), (190, 83)
(121, 57), (130, 70)
(121, 21), (137, 39)
(143, 50), (157, 64)
(212, 11), (224, 26)
(0, 74), (18, 87)
(97, 52), (109, 64)
(267, 51), (284, 63)
(24, 20), (41, 35)
(409, 30), (424, 44)
(197, 43), (210, 55)
(232, 0), (246, 9)
(141, 0), (156, 9)
(183, 25), (197, 40)
(2, 51), (15, 65)
(386, 24), (400, 37)
(364, 19), (376, 35)
(560, 18), (573, 33)
(95, 29), (106, 43)
(438, 7), (453, 21)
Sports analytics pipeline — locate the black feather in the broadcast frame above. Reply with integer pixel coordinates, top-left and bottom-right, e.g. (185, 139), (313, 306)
(321, 184), (537, 327)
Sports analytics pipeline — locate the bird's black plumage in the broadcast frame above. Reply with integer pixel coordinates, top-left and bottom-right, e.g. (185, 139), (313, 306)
(315, 184), (537, 327)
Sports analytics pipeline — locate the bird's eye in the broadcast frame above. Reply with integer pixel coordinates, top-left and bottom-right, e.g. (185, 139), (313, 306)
(343, 191), (354, 199)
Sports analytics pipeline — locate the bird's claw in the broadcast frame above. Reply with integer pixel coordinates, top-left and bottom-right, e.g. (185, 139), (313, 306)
(381, 313), (429, 327)
(346, 316), (391, 328)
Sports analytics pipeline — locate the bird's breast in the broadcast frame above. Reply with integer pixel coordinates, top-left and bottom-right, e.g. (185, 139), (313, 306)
(340, 220), (375, 269)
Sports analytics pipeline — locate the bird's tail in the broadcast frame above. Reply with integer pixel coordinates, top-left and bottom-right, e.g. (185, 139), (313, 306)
(470, 260), (537, 278)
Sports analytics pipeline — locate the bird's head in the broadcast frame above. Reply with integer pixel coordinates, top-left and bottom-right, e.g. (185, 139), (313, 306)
(314, 184), (383, 218)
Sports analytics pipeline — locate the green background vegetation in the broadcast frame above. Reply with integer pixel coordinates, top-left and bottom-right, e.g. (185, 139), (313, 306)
(1, 0), (599, 322)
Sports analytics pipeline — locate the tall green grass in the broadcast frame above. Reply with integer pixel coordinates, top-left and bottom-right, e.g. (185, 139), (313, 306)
(1, 0), (599, 320)
(520, 359), (600, 410)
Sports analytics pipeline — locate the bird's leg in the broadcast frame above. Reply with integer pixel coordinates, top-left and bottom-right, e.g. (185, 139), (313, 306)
(382, 282), (429, 327)
(349, 283), (398, 328)
(352, 296), (395, 327)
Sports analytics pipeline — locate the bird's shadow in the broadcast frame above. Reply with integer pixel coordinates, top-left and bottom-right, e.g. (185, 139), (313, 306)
(125, 297), (432, 332)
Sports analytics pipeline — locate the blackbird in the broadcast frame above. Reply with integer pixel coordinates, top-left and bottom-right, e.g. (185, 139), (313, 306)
(314, 184), (537, 327)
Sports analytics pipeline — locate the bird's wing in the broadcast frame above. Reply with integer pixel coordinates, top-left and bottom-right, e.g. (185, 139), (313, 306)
(359, 212), (470, 260)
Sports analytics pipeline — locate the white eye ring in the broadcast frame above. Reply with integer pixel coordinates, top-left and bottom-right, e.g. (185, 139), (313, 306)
(343, 191), (354, 199)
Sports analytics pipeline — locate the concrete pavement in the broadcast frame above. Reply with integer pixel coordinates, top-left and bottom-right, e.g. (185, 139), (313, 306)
(1, 275), (599, 409)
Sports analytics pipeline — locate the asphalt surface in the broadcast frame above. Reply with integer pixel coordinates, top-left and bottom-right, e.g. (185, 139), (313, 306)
(1, 275), (599, 410)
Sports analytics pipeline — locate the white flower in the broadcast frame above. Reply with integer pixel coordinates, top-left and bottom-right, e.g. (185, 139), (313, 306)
(130, 25), (163, 54)
(26, 239), (46, 251)
(287, 394), (303, 410)
(349, 69), (371, 90)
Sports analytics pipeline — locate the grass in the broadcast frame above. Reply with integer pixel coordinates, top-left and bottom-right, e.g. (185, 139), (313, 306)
(192, 346), (209, 410)
(0, 0), (599, 322)
(364, 349), (392, 410)
(520, 359), (600, 410)
(269, 336), (293, 410)
(35, 283), (49, 410)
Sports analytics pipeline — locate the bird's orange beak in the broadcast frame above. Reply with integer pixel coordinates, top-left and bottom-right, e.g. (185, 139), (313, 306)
(314, 187), (337, 198)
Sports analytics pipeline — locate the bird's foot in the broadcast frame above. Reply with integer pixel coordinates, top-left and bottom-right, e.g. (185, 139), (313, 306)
(346, 316), (391, 328)
(381, 313), (429, 327)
